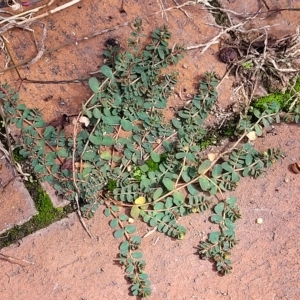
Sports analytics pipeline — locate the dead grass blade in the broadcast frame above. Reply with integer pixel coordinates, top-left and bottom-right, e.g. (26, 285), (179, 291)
(0, 252), (35, 265)
(0, 0), (80, 68)
(23, 20), (47, 67)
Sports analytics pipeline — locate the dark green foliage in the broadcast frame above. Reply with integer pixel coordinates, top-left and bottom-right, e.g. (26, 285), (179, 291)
(107, 179), (117, 191)
(12, 148), (25, 163)
(145, 158), (159, 172)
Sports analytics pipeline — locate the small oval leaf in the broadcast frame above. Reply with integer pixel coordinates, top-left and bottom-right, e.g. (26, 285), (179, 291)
(209, 231), (221, 243)
(101, 136), (115, 146)
(44, 126), (54, 139)
(93, 107), (102, 118)
(89, 135), (102, 145)
(56, 148), (68, 158)
(212, 164), (223, 177)
(114, 229), (125, 238)
(104, 208), (111, 217)
(186, 183), (199, 196)
(153, 188), (163, 200)
(211, 214), (223, 224)
(120, 241), (129, 253)
(89, 77), (99, 93)
(110, 218), (119, 229)
(131, 251), (143, 259)
(125, 225), (136, 234)
(199, 177), (211, 191)
(198, 160), (211, 174)
(130, 206), (140, 219)
(150, 151), (160, 163)
(135, 196), (146, 205)
(82, 151), (96, 161)
(154, 202), (164, 210)
(214, 202), (224, 214)
(173, 191), (185, 204)
(254, 124), (263, 136)
(121, 119), (133, 131)
(101, 65), (114, 79)
(162, 177), (174, 191)
(100, 151), (111, 160)
(226, 196), (237, 206)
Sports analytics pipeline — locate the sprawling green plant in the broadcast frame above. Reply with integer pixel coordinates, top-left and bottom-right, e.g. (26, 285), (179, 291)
(1, 20), (299, 297)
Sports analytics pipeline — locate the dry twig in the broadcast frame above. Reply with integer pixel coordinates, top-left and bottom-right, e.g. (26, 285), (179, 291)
(0, 0), (199, 72)
(0, 0), (80, 67)
(0, 252), (34, 265)
(157, 0), (168, 21)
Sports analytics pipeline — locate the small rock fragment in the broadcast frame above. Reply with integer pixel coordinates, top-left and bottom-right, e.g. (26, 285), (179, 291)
(246, 131), (257, 141)
(256, 218), (263, 224)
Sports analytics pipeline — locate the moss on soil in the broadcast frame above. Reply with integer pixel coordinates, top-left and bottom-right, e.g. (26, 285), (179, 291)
(0, 117), (74, 249)
(0, 175), (73, 249)
(12, 148), (25, 163)
(200, 120), (238, 150)
(25, 181), (64, 227)
(0, 117), (73, 249)
(253, 77), (300, 112)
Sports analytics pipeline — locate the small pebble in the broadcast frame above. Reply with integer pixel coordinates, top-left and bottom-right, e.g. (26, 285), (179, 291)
(256, 218), (263, 224)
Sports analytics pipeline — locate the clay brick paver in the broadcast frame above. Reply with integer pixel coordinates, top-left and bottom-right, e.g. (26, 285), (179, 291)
(222, 0), (300, 35)
(0, 152), (37, 234)
(41, 181), (70, 208)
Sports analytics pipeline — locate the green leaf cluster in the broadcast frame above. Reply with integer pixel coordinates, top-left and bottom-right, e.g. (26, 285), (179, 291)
(0, 21), (295, 298)
(197, 196), (241, 275)
(104, 205), (151, 297)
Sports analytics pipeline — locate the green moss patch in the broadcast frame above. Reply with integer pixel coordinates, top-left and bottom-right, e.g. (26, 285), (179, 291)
(253, 92), (291, 111)
(12, 148), (25, 163)
(253, 77), (300, 112)
(0, 179), (73, 249)
(26, 182), (64, 227)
